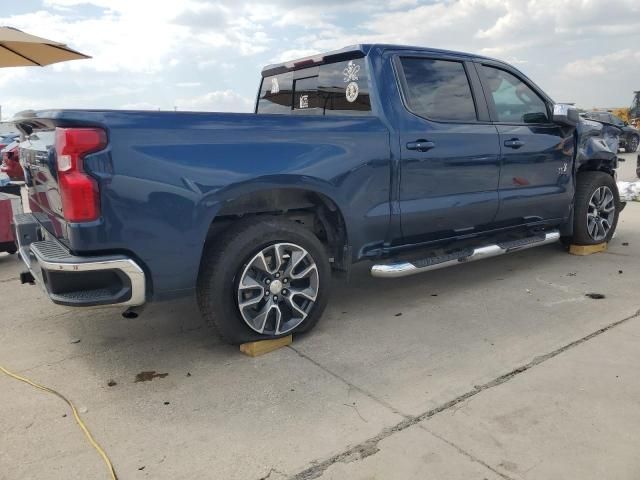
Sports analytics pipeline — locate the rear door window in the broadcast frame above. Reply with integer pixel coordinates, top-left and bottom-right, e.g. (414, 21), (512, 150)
(398, 57), (478, 122)
(480, 66), (549, 124)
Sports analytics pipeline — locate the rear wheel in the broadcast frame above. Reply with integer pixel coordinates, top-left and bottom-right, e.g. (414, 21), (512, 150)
(627, 135), (639, 153)
(569, 171), (620, 245)
(197, 216), (331, 344)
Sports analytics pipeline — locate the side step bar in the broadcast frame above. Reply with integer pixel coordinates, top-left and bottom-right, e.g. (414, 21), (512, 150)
(371, 231), (560, 279)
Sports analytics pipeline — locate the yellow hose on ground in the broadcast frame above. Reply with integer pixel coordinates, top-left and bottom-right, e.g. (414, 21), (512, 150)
(0, 364), (118, 480)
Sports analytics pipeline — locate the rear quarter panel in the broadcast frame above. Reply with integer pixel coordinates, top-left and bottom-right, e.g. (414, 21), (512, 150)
(55, 111), (391, 299)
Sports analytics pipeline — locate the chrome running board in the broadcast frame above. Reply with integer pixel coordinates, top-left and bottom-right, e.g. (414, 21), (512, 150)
(371, 230), (560, 279)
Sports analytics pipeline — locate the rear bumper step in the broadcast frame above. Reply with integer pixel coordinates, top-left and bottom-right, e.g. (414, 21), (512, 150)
(371, 231), (560, 279)
(12, 213), (146, 307)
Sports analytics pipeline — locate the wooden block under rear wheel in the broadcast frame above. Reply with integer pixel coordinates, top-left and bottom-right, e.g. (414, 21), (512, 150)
(240, 335), (292, 357)
(569, 242), (607, 256)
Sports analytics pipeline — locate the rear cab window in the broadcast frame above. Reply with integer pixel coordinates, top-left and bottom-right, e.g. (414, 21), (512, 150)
(257, 58), (372, 116)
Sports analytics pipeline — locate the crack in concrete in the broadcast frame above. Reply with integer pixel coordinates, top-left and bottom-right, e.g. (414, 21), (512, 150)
(287, 345), (409, 419)
(287, 308), (640, 480)
(17, 351), (92, 375)
(258, 467), (285, 480)
(422, 426), (516, 480)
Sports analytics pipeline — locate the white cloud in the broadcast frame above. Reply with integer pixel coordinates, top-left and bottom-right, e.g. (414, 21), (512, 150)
(176, 90), (253, 112)
(120, 101), (161, 110)
(0, 70), (28, 88)
(564, 50), (640, 77)
(1, 0), (640, 118)
(270, 49), (321, 63)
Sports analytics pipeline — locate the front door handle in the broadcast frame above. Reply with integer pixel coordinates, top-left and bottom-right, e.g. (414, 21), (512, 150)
(406, 139), (435, 152)
(504, 138), (525, 149)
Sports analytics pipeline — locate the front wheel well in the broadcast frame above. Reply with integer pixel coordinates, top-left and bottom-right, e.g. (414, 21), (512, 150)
(576, 159), (617, 176)
(205, 188), (349, 270)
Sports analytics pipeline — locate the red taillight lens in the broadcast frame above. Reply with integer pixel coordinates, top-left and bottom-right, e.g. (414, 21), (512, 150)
(55, 127), (107, 222)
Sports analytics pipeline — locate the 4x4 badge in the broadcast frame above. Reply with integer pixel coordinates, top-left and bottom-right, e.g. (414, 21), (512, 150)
(558, 162), (568, 174)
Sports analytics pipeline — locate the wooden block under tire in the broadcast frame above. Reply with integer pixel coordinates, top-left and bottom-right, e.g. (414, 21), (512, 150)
(569, 242), (607, 255)
(240, 335), (292, 357)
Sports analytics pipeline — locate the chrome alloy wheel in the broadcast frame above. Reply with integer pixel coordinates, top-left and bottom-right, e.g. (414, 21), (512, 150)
(587, 185), (615, 241)
(236, 243), (319, 335)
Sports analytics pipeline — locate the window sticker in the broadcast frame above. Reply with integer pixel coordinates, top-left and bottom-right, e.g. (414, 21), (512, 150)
(299, 94), (309, 109)
(345, 82), (359, 103)
(343, 60), (360, 82)
(270, 77), (280, 94)
(343, 60), (360, 103)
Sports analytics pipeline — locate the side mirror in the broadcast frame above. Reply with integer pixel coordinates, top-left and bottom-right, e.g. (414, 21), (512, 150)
(552, 104), (579, 127)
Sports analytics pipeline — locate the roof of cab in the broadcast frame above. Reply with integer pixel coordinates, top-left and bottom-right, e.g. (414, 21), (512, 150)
(260, 44), (495, 77)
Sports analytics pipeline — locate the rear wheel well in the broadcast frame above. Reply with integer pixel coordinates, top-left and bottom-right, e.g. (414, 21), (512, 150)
(205, 189), (349, 270)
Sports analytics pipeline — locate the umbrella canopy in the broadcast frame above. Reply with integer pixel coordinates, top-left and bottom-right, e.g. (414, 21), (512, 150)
(0, 26), (90, 67)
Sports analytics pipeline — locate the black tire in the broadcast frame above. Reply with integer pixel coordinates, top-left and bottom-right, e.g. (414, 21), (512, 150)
(627, 135), (639, 153)
(197, 216), (331, 344)
(569, 171), (621, 245)
(4, 244), (17, 255)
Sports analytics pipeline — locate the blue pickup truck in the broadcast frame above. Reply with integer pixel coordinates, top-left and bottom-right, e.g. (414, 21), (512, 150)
(13, 44), (621, 344)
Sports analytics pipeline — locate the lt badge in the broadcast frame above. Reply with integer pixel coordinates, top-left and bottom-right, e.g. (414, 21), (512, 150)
(558, 162), (568, 175)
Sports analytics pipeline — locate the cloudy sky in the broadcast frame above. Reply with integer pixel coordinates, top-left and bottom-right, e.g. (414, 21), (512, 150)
(1, 0), (639, 119)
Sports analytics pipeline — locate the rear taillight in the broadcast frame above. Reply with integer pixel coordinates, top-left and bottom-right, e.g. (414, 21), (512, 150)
(55, 127), (107, 222)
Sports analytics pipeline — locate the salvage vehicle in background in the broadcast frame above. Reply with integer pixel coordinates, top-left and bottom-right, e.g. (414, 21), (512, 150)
(630, 91), (640, 126)
(0, 134), (18, 151)
(582, 111), (639, 152)
(1, 138), (24, 181)
(12, 44), (623, 344)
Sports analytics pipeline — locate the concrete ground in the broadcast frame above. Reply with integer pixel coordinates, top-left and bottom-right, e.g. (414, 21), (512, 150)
(1, 152), (639, 480)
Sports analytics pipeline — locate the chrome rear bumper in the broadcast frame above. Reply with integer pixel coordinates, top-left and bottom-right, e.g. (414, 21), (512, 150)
(13, 213), (146, 307)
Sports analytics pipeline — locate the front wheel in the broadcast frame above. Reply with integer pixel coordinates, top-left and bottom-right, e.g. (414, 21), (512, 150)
(627, 135), (639, 153)
(197, 217), (331, 344)
(569, 171), (621, 245)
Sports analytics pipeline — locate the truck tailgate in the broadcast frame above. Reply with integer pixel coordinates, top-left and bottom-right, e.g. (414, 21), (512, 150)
(19, 130), (70, 242)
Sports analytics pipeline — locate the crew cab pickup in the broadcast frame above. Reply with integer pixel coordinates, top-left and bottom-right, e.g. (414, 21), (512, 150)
(13, 44), (622, 344)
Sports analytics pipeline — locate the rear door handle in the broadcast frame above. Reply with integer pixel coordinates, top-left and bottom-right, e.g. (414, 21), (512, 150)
(504, 138), (525, 149)
(406, 140), (435, 152)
